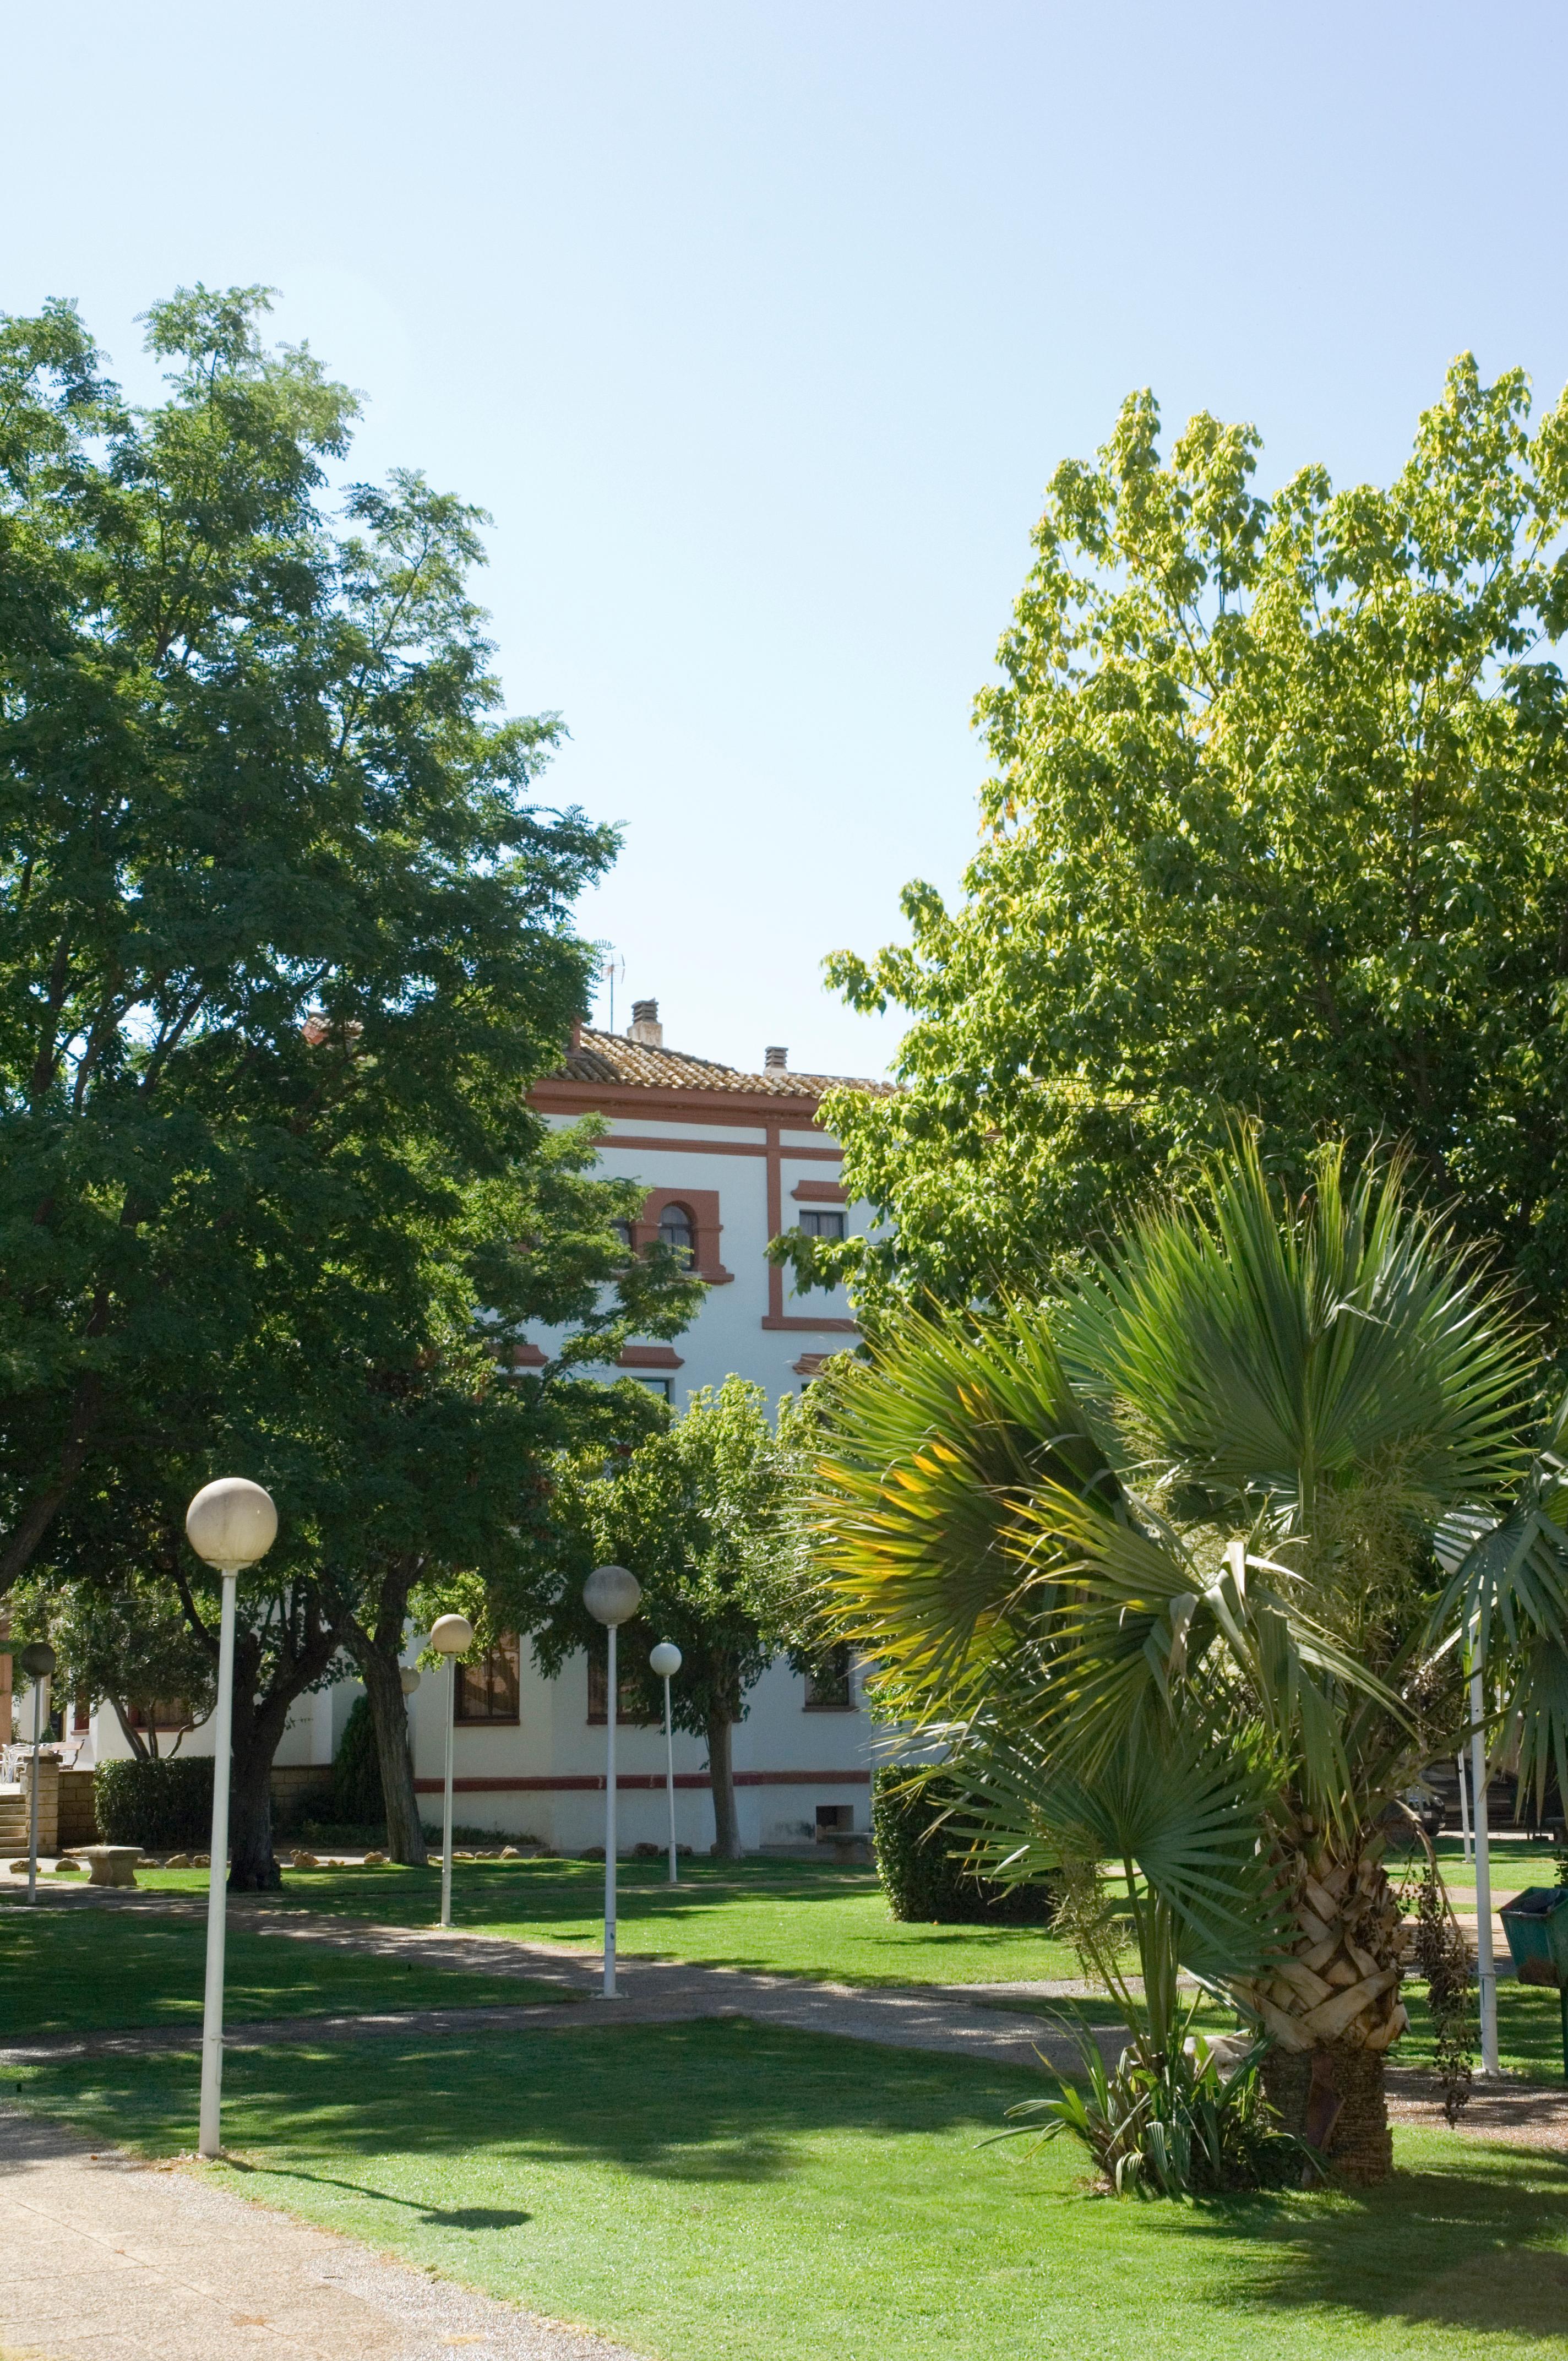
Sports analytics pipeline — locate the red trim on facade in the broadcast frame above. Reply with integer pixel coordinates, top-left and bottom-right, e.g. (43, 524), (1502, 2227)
(413, 1770), (871, 1793)
(762, 1316), (859, 1333)
(617, 1345), (684, 1369)
(588, 1133), (843, 1163)
(508, 1343), (548, 1368)
(532, 1080), (830, 1127)
(791, 1179), (848, 1204)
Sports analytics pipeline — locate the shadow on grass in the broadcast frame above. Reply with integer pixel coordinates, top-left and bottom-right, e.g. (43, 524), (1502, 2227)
(16, 2018), (1026, 2191)
(243, 1859), (1068, 1982)
(14, 2016), (1568, 2341)
(1173, 2146), (1568, 2342)
(0, 1912), (560, 2036)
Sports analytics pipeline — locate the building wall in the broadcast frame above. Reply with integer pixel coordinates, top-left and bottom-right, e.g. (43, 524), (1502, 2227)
(407, 1646), (871, 1853)
(69, 1036), (881, 1850)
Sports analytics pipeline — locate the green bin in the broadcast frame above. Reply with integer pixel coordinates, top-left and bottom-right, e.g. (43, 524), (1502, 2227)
(1499, 1886), (1568, 2081)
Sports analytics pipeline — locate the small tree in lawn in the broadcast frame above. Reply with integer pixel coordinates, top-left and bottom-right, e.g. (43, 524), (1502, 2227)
(10, 1566), (215, 1760)
(514, 1378), (809, 1860)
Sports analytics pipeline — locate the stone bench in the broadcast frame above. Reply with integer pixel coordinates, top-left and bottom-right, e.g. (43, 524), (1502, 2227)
(64, 1844), (142, 1889)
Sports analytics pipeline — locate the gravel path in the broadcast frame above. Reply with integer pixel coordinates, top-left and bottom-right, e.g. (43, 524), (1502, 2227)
(0, 2105), (640, 2361)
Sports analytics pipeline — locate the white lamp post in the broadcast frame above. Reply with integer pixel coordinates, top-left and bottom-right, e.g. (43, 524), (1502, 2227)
(430, 1617), (473, 1929)
(649, 1642), (682, 1886)
(584, 1565), (641, 1996)
(19, 1641), (55, 1906)
(185, 1477), (279, 2161)
(1467, 1614), (1500, 2075)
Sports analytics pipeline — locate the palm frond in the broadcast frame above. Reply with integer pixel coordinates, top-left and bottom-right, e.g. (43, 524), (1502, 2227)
(811, 1301), (1120, 1719)
(1051, 1134), (1538, 1533)
(939, 1712), (1291, 1984)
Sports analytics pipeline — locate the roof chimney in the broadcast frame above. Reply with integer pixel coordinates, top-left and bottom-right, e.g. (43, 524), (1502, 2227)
(765, 1045), (788, 1070)
(628, 997), (663, 1048)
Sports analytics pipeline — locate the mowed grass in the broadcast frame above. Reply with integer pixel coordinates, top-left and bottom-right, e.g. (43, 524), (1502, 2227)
(8, 2019), (1567, 2361)
(50, 1854), (1084, 1985)
(0, 1907), (565, 2036)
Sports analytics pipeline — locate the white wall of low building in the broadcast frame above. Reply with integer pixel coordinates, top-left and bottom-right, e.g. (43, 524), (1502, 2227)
(406, 1646), (872, 1853)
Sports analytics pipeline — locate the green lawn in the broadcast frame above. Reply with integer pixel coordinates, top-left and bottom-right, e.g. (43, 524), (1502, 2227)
(42, 1854), (1086, 1985)
(0, 1907), (565, 2036)
(8, 2019), (1566, 2361)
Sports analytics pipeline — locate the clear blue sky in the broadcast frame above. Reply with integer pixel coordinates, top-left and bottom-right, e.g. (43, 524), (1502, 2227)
(7, 2), (1565, 1076)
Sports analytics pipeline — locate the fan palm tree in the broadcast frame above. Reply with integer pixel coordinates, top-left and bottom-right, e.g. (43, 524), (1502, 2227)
(815, 1139), (1568, 2184)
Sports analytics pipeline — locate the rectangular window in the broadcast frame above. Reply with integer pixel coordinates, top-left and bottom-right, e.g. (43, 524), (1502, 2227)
(816, 1804), (856, 1836)
(586, 1650), (649, 1724)
(455, 1637), (521, 1724)
(630, 1375), (671, 1401)
(798, 1208), (846, 1241)
(803, 1644), (854, 1711)
(127, 1698), (195, 1731)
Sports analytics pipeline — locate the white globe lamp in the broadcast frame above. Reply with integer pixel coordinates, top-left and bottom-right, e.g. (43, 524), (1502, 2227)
(585, 1566), (641, 1996)
(429, 1615), (476, 1926)
(650, 1642), (683, 1884)
(186, 1477), (277, 2160)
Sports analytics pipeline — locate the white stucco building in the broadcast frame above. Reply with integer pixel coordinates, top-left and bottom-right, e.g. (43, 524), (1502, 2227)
(66, 1001), (886, 1855)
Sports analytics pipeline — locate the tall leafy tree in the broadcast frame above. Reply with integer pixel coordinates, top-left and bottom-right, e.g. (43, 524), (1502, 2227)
(0, 285), (700, 1882)
(803, 360), (1568, 1334)
(0, 283), (633, 1587)
(504, 1378), (809, 1860)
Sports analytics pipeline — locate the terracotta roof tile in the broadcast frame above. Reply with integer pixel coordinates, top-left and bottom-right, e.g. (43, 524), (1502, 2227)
(560, 1029), (888, 1097)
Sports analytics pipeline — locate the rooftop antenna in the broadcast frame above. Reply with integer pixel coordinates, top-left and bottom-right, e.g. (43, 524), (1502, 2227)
(602, 951), (626, 1036)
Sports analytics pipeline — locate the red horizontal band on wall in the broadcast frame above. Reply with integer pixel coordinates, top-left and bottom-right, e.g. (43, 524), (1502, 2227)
(413, 1770), (871, 1793)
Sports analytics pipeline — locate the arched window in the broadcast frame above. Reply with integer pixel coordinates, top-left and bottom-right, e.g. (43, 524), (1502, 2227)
(658, 1203), (695, 1264)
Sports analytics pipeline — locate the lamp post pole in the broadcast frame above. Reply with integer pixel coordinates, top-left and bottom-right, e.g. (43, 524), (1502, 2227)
(650, 1642), (682, 1886)
(1468, 1614), (1499, 2075)
(185, 1478), (279, 2161)
(19, 1642), (55, 1906)
(430, 1618), (474, 1930)
(584, 1565), (641, 1998)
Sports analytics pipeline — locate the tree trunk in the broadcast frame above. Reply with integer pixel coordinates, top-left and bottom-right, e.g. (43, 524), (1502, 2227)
(357, 1635), (428, 1866)
(706, 1708), (743, 1860)
(1235, 1826), (1405, 2186)
(227, 1733), (282, 1892)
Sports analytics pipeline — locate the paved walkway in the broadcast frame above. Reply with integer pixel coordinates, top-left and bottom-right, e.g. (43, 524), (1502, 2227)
(1, 1895), (1104, 2075)
(0, 2107), (639, 2361)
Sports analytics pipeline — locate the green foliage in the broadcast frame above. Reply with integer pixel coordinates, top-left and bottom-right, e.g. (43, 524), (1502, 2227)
(508, 1377), (809, 1737)
(993, 2022), (1312, 2198)
(816, 1140), (1568, 2130)
(870, 1768), (1055, 1924)
(8, 1570), (215, 1759)
(94, 1756), (213, 1849)
(0, 284), (698, 1603)
(818, 1140), (1558, 1845)
(805, 358), (1568, 1336)
(1407, 1851), (1474, 2123)
(331, 1696), (384, 1830)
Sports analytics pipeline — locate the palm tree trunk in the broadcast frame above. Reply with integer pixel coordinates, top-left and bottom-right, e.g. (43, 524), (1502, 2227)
(1237, 1832), (1407, 2186)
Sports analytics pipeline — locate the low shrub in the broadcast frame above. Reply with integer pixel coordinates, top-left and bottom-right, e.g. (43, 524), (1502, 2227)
(872, 1767), (1057, 1924)
(95, 1756), (215, 1850)
(994, 2021), (1314, 2196)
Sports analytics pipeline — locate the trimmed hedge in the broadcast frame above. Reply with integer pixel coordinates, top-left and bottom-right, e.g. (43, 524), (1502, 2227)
(95, 1756), (215, 1850)
(332, 1695), (385, 1829)
(872, 1766), (1057, 1925)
